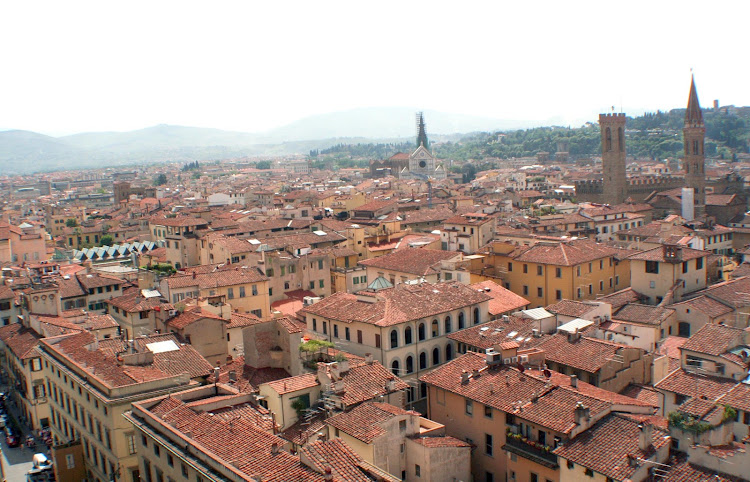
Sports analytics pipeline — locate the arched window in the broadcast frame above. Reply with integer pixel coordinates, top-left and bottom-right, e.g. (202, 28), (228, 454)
(390, 329), (398, 349)
(458, 312), (465, 330)
(693, 140), (699, 155)
(406, 356), (414, 374)
(418, 323), (426, 341)
(444, 316), (452, 334)
(432, 347), (440, 366)
(605, 127), (612, 151)
(618, 127), (624, 152)
(473, 308), (480, 325)
(391, 360), (399, 375)
(404, 326), (413, 345)
(419, 352), (427, 370)
(431, 319), (439, 337)
(446, 343), (454, 361)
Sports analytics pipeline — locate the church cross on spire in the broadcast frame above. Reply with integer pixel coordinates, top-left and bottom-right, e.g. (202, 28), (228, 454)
(416, 112), (429, 149)
(685, 75), (703, 127)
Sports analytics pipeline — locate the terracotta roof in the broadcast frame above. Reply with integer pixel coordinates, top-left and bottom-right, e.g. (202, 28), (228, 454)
(210, 356), (290, 393)
(721, 383), (750, 413)
(144, 395), (324, 482)
(657, 452), (744, 482)
(680, 323), (746, 357)
(545, 300), (600, 318)
(620, 384), (662, 406)
(330, 362), (409, 408)
(447, 318), (545, 350)
(325, 402), (416, 444)
(409, 436), (471, 448)
(553, 414), (670, 481)
(165, 266), (268, 290)
(300, 281), (490, 327)
(612, 304), (674, 326)
(420, 352), (640, 435)
(301, 438), (399, 482)
(264, 373), (318, 395)
(596, 288), (646, 310)
(42, 332), (213, 389)
(470, 281), (529, 316)
(226, 312), (264, 330)
(167, 307), (226, 330)
(670, 295), (734, 319)
(702, 277), (750, 308)
(358, 248), (458, 277)
(511, 239), (620, 266)
(148, 216), (209, 228)
(537, 334), (637, 374)
(654, 369), (737, 401)
(0, 323), (40, 360)
(627, 246), (709, 262)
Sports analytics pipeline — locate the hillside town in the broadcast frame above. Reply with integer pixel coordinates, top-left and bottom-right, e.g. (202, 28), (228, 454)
(2, 79), (750, 482)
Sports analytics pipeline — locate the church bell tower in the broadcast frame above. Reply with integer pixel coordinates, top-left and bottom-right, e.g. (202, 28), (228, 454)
(599, 113), (627, 205)
(683, 75), (706, 218)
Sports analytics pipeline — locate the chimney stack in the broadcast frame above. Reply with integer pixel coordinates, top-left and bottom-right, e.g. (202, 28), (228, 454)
(324, 467), (333, 482)
(570, 374), (578, 388)
(574, 401), (589, 425)
(638, 423), (653, 452)
(461, 370), (470, 384)
(271, 442), (279, 454)
(365, 353), (374, 364)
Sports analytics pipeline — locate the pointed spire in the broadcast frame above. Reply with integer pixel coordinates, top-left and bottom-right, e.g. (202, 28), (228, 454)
(685, 75), (703, 126)
(416, 112), (429, 149)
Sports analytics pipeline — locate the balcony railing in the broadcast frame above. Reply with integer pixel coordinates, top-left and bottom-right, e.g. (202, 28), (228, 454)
(503, 435), (559, 468)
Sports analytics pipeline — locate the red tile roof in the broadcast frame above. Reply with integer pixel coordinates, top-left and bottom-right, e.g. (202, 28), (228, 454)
(680, 323), (746, 358)
(470, 281), (529, 316)
(300, 281), (490, 327)
(358, 248), (459, 277)
(300, 438), (399, 482)
(325, 402), (417, 443)
(553, 414), (670, 481)
(537, 334), (637, 374)
(0, 323), (40, 360)
(655, 368), (737, 401)
(511, 239), (621, 266)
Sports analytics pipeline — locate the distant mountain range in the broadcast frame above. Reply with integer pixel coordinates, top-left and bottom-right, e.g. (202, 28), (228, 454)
(0, 107), (546, 174)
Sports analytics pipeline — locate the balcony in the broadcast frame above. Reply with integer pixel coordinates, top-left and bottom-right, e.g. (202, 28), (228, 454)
(503, 434), (559, 468)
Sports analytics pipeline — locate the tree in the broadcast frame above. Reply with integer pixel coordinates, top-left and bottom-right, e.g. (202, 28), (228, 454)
(256, 160), (272, 170)
(100, 234), (113, 246)
(462, 164), (477, 183)
(153, 173), (168, 186)
(65, 218), (78, 228)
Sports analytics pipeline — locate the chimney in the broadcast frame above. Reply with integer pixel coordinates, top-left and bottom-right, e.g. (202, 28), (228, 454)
(332, 360), (350, 378)
(461, 370), (470, 384)
(638, 423), (653, 452)
(364, 353), (374, 365)
(271, 442), (279, 455)
(472, 368), (480, 378)
(570, 374), (578, 388)
(574, 401), (589, 425)
(192, 271), (196, 279)
(324, 467), (333, 482)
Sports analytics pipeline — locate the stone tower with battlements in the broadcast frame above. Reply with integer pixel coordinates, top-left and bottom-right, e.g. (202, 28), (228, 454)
(599, 113), (627, 205)
(683, 75), (706, 218)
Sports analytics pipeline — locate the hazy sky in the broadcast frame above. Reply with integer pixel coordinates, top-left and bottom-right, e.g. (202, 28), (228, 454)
(2, 1), (747, 136)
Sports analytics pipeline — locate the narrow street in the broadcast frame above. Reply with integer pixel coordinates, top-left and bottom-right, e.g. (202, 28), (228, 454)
(0, 387), (40, 482)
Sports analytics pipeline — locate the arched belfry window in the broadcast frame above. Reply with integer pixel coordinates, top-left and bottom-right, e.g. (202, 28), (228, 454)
(693, 140), (699, 155)
(618, 127), (624, 152)
(605, 127), (612, 151)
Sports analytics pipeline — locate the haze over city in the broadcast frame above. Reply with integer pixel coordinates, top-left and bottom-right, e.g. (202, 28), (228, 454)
(2, 0), (749, 136)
